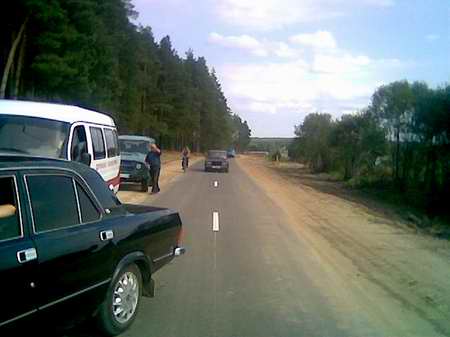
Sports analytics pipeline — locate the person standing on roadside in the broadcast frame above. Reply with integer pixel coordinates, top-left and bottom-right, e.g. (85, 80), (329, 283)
(181, 146), (190, 171)
(145, 143), (162, 194)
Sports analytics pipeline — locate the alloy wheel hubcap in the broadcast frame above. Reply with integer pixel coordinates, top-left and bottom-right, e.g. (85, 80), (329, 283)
(112, 271), (139, 324)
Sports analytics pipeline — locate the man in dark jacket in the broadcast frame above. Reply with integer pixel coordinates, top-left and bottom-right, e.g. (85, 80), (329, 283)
(145, 143), (161, 193)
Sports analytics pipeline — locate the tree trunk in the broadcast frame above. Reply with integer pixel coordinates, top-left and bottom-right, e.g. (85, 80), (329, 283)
(0, 17), (28, 99)
(11, 33), (27, 99)
(395, 126), (400, 183)
(427, 146), (438, 214)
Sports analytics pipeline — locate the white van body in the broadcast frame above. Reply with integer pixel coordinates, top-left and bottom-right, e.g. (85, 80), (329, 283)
(0, 100), (121, 192)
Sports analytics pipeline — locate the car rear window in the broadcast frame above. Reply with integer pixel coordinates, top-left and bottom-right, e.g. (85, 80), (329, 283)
(76, 182), (100, 223)
(27, 175), (80, 232)
(208, 151), (227, 158)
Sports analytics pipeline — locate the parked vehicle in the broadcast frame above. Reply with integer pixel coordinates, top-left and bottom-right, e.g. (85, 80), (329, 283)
(205, 150), (229, 173)
(227, 149), (236, 158)
(0, 100), (121, 192)
(0, 155), (185, 335)
(118, 135), (155, 192)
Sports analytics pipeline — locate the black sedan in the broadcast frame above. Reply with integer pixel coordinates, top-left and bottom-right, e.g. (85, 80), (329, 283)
(0, 155), (185, 335)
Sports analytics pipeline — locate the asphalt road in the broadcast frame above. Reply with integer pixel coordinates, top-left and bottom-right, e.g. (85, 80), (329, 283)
(120, 159), (344, 337)
(65, 157), (450, 337)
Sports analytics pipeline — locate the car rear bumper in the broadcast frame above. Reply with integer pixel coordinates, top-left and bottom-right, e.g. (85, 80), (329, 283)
(120, 170), (148, 183)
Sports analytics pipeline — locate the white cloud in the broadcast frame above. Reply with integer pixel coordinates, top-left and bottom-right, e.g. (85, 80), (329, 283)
(214, 0), (394, 31)
(290, 31), (337, 49)
(426, 34), (440, 41)
(215, 0), (341, 30)
(312, 53), (371, 74)
(217, 51), (407, 120)
(208, 32), (268, 56)
(208, 32), (300, 58)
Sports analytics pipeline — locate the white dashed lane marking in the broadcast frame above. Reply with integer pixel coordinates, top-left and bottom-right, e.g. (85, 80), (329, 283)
(212, 211), (220, 232)
(213, 180), (219, 188)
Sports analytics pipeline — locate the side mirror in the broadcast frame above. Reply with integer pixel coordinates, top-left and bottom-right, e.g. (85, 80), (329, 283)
(81, 152), (92, 166)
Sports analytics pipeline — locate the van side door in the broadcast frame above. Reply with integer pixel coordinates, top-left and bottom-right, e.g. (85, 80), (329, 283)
(68, 124), (89, 164)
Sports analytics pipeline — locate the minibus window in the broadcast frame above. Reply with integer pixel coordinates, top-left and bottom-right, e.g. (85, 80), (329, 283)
(90, 127), (106, 160)
(104, 128), (118, 157)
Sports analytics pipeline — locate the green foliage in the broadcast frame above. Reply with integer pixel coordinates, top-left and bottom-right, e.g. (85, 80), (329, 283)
(293, 113), (333, 172)
(290, 80), (450, 216)
(249, 138), (292, 154)
(231, 114), (251, 152)
(0, 0), (249, 151)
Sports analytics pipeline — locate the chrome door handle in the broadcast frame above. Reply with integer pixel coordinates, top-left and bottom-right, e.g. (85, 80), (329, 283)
(100, 230), (114, 241)
(17, 248), (37, 263)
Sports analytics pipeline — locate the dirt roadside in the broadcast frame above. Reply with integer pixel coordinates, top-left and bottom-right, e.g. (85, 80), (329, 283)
(238, 155), (450, 337)
(117, 154), (202, 204)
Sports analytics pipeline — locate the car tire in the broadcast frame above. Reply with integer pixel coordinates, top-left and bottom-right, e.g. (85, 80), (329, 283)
(96, 264), (143, 336)
(141, 179), (148, 192)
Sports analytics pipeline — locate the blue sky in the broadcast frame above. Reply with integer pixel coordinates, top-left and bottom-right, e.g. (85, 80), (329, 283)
(133, 0), (449, 137)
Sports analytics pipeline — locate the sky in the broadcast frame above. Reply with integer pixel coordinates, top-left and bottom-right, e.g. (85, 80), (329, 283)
(132, 0), (449, 137)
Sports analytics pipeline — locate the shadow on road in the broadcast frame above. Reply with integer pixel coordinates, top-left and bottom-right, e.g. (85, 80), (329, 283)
(119, 183), (147, 192)
(57, 321), (104, 337)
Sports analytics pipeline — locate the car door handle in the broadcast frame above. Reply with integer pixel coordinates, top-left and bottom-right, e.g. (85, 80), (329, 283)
(100, 230), (114, 241)
(17, 248), (37, 263)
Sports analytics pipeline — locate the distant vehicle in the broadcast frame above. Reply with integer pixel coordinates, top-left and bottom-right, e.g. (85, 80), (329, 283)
(0, 155), (185, 335)
(227, 149), (236, 158)
(0, 100), (121, 192)
(118, 135), (155, 192)
(205, 150), (229, 173)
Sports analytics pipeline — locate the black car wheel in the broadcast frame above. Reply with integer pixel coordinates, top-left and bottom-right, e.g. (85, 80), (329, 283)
(96, 264), (142, 336)
(140, 179), (148, 192)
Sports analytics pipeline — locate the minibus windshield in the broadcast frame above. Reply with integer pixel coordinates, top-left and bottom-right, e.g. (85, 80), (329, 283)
(0, 115), (70, 159)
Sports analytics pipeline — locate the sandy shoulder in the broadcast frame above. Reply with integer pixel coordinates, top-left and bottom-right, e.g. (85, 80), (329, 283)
(118, 155), (202, 205)
(237, 155), (450, 337)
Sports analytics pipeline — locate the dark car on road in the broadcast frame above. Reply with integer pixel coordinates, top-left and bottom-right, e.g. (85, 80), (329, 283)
(227, 149), (236, 158)
(119, 135), (155, 192)
(0, 155), (184, 336)
(205, 150), (229, 173)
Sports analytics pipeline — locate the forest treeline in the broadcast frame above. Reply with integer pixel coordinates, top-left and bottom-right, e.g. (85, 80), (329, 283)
(289, 80), (450, 216)
(0, 0), (251, 151)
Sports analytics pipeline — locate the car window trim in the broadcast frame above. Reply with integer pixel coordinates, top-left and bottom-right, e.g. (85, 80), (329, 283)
(23, 171), (104, 235)
(68, 124), (88, 161)
(72, 179), (83, 224)
(24, 173), (80, 234)
(0, 174), (24, 243)
(74, 180), (102, 224)
(1, 166), (105, 211)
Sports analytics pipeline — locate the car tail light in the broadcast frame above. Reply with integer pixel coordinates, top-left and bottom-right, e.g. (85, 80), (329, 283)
(176, 227), (184, 246)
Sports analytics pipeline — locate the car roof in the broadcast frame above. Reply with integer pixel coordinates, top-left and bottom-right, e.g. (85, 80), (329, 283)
(0, 99), (115, 127)
(119, 135), (155, 142)
(0, 154), (93, 173)
(0, 155), (120, 210)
